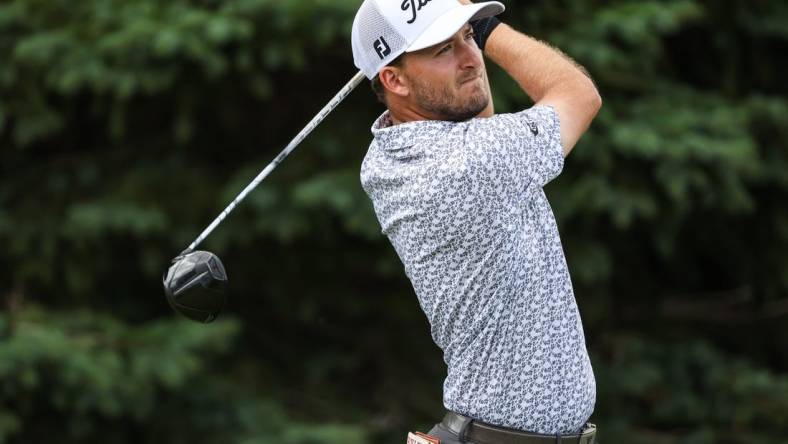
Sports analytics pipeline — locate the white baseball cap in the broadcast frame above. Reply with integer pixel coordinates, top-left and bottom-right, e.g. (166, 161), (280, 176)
(352, 0), (505, 79)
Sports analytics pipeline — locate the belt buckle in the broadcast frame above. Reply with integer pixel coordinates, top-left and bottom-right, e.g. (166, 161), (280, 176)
(579, 423), (596, 444)
(456, 416), (473, 442)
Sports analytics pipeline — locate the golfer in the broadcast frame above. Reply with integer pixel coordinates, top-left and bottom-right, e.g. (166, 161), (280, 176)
(353, 0), (601, 442)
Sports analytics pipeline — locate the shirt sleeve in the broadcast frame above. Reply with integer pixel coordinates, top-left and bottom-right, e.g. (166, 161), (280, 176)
(475, 105), (565, 188)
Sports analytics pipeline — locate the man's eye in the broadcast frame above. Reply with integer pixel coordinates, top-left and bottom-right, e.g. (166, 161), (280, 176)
(466, 31), (476, 40)
(438, 44), (452, 54)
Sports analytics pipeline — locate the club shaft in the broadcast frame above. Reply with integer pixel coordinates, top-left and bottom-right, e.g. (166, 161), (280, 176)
(182, 70), (366, 255)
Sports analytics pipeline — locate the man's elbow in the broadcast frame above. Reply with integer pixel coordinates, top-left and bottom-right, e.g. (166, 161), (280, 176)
(571, 61), (602, 118)
(591, 89), (603, 118)
(583, 78), (602, 121)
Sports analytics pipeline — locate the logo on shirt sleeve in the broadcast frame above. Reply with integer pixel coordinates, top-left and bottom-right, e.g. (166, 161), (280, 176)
(526, 120), (539, 136)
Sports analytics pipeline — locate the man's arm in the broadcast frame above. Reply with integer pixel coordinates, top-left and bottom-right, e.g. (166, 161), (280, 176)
(471, 14), (602, 156)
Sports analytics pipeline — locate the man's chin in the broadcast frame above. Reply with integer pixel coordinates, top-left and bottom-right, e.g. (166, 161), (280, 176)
(413, 85), (489, 122)
(446, 99), (489, 122)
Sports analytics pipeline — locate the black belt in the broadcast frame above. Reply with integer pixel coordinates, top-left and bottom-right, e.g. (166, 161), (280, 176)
(441, 412), (596, 444)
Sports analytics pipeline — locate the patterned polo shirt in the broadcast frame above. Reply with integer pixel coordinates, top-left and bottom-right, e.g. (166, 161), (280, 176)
(360, 105), (596, 435)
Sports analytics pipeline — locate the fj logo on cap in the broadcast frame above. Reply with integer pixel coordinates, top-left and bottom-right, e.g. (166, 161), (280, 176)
(402, 0), (433, 24)
(373, 36), (391, 60)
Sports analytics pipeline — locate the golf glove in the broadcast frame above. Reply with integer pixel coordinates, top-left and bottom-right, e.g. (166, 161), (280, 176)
(471, 15), (501, 51)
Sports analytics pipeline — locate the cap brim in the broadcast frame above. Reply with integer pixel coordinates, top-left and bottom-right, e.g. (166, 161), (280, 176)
(406, 2), (505, 53)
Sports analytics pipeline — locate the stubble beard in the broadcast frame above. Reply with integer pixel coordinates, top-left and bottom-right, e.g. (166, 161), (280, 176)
(409, 72), (490, 122)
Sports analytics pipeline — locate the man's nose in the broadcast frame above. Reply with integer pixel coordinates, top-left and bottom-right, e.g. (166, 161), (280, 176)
(457, 37), (482, 69)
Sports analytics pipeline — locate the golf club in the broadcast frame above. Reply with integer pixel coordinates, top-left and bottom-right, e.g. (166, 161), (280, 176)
(163, 70), (366, 323)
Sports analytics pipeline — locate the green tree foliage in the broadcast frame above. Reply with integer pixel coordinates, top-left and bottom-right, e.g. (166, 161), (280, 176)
(594, 337), (788, 443)
(1, 0), (786, 442)
(0, 308), (365, 443)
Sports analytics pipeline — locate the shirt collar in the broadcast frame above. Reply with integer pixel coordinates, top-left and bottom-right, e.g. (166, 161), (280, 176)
(370, 111), (452, 151)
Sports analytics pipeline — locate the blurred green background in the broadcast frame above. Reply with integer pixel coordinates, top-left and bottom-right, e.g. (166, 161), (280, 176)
(1, 0), (787, 443)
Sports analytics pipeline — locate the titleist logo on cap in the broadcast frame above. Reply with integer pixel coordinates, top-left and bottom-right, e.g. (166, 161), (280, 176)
(402, 0), (433, 24)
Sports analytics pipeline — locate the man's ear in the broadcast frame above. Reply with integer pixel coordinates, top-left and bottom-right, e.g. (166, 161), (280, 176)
(379, 66), (409, 98)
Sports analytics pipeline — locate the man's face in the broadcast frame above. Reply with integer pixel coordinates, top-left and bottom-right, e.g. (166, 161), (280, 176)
(400, 24), (490, 122)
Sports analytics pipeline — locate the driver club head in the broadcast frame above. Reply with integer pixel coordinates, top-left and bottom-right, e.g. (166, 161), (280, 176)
(163, 251), (228, 323)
